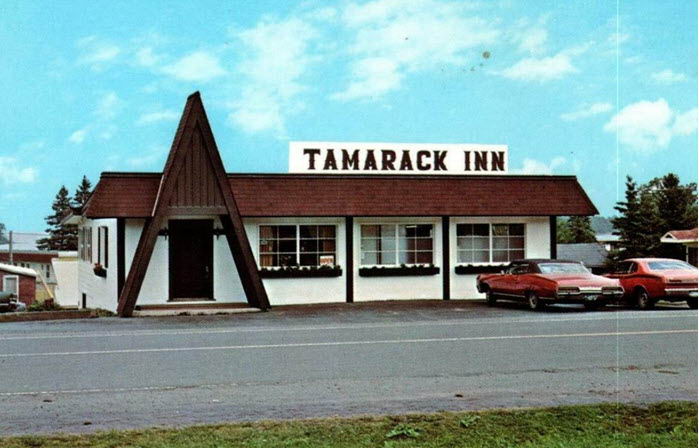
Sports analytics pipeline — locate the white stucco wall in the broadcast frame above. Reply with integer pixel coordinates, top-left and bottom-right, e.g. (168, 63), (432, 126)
(52, 255), (79, 308)
(449, 216), (551, 299)
(245, 217), (346, 305)
(77, 218), (118, 311)
(353, 217), (443, 301)
(125, 217), (247, 305)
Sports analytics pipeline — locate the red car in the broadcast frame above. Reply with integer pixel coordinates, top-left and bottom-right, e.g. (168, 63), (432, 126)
(605, 258), (698, 310)
(476, 259), (624, 311)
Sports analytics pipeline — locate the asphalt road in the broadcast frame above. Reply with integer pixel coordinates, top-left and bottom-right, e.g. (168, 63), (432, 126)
(0, 301), (696, 435)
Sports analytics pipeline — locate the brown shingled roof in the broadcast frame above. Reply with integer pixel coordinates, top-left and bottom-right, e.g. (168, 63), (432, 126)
(665, 228), (698, 241)
(83, 172), (597, 218)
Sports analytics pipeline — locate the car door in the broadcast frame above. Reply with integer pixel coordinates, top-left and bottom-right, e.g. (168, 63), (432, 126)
(509, 263), (531, 299)
(488, 264), (516, 295)
(608, 262), (635, 298)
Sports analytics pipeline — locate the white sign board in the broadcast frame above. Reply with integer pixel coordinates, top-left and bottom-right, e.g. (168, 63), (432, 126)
(289, 141), (508, 175)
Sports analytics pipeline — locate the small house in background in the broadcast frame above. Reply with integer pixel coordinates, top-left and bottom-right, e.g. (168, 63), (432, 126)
(557, 242), (609, 274)
(0, 263), (37, 305)
(595, 233), (621, 252)
(0, 232), (58, 300)
(661, 228), (698, 266)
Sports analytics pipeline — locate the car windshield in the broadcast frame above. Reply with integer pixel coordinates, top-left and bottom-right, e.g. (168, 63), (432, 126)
(538, 263), (589, 274)
(647, 260), (696, 271)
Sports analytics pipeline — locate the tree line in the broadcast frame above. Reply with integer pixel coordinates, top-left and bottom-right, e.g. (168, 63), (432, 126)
(35, 176), (93, 251)
(558, 172), (697, 265)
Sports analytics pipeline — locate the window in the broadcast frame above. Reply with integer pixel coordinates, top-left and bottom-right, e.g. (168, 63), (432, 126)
(360, 224), (433, 266)
(259, 225), (336, 268)
(97, 226), (109, 268)
(456, 223), (525, 264)
(2, 275), (19, 297)
(79, 227), (93, 262)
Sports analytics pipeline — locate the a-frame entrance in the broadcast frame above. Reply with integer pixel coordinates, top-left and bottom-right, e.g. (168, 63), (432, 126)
(116, 92), (270, 316)
(169, 219), (213, 301)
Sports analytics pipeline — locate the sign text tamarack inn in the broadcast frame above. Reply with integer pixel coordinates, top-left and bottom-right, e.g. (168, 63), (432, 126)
(289, 142), (508, 175)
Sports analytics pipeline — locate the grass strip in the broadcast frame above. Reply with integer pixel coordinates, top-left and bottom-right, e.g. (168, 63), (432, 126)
(1, 401), (696, 448)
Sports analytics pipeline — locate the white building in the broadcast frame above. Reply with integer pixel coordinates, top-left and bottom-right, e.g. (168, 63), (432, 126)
(68, 93), (597, 316)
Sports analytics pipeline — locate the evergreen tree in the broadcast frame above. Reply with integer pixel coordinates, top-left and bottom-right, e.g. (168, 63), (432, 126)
(635, 190), (664, 256)
(566, 216), (597, 243)
(611, 176), (643, 259)
(37, 186), (77, 251)
(72, 175), (93, 208)
(556, 217), (573, 243)
(650, 173), (697, 231)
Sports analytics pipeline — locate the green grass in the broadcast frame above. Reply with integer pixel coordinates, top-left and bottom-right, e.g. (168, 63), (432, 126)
(1, 401), (696, 448)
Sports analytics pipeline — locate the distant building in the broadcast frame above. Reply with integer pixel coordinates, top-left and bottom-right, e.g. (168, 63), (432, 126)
(557, 243), (609, 274)
(661, 228), (698, 266)
(0, 232), (58, 300)
(596, 233), (621, 252)
(0, 262), (37, 305)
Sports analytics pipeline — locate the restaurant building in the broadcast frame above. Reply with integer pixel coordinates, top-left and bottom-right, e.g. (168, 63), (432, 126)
(72, 92), (597, 316)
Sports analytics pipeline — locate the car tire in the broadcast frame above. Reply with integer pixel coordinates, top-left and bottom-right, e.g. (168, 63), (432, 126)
(635, 289), (654, 310)
(687, 298), (698, 310)
(485, 289), (497, 307)
(527, 292), (545, 311)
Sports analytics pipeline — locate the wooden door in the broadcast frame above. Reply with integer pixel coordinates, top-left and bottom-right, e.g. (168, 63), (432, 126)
(169, 219), (213, 300)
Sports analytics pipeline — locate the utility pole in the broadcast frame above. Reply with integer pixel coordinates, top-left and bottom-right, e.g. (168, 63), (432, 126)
(8, 231), (13, 264)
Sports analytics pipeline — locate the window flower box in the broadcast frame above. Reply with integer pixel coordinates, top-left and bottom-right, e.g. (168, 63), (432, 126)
(454, 264), (508, 275)
(259, 265), (342, 279)
(359, 264), (439, 277)
(93, 263), (107, 278)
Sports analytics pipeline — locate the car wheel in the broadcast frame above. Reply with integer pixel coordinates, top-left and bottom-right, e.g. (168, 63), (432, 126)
(687, 298), (698, 310)
(636, 289), (654, 310)
(485, 289), (497, 307)
(527, 292), (544, 311)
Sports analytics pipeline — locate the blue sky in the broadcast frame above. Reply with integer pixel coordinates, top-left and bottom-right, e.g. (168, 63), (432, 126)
(1, 0), (696, 232)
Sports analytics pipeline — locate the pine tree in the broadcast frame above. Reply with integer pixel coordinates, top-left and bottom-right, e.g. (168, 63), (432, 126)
(556, 217), (573, 243)
(72, 175), (92, 208)
(652, 173), (697, 231)
(611, 176), (643, 259)
(635, 190), (664, 256)
(37, 186), (77, 251)
(566, 216), (597, 243)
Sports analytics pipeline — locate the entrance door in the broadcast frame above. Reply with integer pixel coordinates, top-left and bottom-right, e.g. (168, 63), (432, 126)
(169, 219), (213, 300)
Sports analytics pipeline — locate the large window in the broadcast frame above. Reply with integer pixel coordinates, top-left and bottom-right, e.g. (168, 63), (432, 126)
(2, 275), (19, 297)
(79, 227), (93, 262)
(456, 223), (525, 264)
(97, 226), (109, 268)
(360, 224), (433, 266)
(259, 225), (336, 268)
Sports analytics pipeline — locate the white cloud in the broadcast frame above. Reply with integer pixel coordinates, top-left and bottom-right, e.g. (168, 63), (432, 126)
(162, 51), (226, 82)
(137, 109), (180, 125)
(332, 0), (499, 101)
(0, 157), (38, 184)
(135, 47), (160, 67)
(229, 17), (317, 136)
(68, 129), (87, 144)
(510, 16), (549, 55)
(651, 69), (687, 84)
(501, 50), (576, 82)
(77, 36), (121, 70)
(603, 99), (697, 152)
(512, 157), (566, 174)
(95, 91), (122, 119)
(561, 102), (613, 121)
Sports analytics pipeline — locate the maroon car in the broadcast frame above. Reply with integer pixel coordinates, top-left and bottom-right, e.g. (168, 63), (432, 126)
(477, 259), (624, 311)
(605, 258), (698, 309)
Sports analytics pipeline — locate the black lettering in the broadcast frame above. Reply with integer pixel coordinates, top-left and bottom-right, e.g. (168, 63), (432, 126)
(474, 151), (488, 171)
(491, 151), (505, 171)
(433, 150), (447, 171)
(381, 150), (397, 170)
(416, 150), (431, 171)
(323, 149), (338, 170)
(399, 150), (413, 171)
(464, 151), (471, 171)
(342, 149), (360, 170)
(363, 149), (378, 170)
(303, 148), (321, 170)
